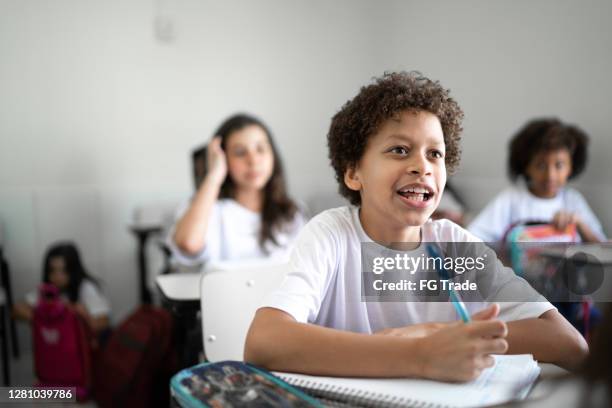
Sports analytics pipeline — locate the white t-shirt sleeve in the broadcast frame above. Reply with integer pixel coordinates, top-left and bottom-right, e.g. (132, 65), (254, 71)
(78, 280), (111, 317)
(262, 215), (338, 323)
(484, 257), (556, 320)
(498, 301), (555, 321)
(283, 209), (308, 242)
(468, 190), (513, 242)
(24, 281), (110, 317)
(568, 190), (607, 241)
(165, 199), (222, 266)
(444, 222), (555, 321)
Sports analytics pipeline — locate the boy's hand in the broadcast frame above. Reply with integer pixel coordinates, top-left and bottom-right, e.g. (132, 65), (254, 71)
(415, 304), (508, 382)
(206, 136), (228, 186)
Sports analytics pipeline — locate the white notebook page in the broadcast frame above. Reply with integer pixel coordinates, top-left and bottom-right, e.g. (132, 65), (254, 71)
(275, 354), (541, 408)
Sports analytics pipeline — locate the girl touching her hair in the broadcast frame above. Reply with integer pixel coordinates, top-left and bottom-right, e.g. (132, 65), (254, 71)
(169, 114), (305, 265)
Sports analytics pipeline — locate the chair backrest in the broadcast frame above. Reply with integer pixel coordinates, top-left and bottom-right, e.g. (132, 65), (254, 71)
(200, 261), (288, 362)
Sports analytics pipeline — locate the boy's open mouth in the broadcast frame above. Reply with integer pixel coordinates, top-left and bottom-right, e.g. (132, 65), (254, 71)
(397, 186), (434, 202)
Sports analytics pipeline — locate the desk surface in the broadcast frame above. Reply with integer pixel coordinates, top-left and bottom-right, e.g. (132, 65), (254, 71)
(156, 273), (201, 301)
(539, 243), (612, 264)
(156, 273), (584, 406)
(519, 364), (600, 408)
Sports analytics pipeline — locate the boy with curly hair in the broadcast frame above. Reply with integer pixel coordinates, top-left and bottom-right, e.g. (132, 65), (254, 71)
(245, 72), (587, 381)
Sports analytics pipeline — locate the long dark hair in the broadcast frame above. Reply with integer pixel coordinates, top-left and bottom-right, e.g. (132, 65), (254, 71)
(215, 113), (298, 251)
(42, 242), (99, 303)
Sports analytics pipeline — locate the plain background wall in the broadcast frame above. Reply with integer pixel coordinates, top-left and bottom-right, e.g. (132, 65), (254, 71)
(372, 0), (612, 223)
(1, 0), (611, 322)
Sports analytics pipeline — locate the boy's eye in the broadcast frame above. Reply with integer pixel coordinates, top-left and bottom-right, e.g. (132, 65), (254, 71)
(389, 146), (409, 155)
(430, 150), (444, 159)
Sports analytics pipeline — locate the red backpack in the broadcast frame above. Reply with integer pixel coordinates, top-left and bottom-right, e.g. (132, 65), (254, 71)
(32, 283), (92, 400)
(93, 305), (177, 408)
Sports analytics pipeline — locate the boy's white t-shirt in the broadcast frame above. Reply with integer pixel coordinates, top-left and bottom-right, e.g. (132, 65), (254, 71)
(263, 206), (554, 334)
(25, 279), (111, 318)
(468, 184), (606, 243)
(167, 198), (306, 266)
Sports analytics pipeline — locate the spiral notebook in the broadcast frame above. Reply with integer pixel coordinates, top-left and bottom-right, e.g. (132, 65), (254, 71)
(275, 354), (540, 408)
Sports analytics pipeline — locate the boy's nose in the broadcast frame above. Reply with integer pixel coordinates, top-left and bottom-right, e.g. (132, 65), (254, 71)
(407, 155), (432, 175)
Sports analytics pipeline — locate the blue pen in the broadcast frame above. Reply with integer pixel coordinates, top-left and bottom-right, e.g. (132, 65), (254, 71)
(426, 244), (471, 323)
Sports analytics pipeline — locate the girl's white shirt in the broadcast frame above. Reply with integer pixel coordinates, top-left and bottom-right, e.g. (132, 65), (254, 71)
(25, 279), (111, 317)
(468, 184), (606, 242)
(167, 198), (306, 266)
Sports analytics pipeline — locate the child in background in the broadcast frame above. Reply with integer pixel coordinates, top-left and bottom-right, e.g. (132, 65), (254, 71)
(468, 118), (606, 243)
(13, 242), (111, 336)
(468, 119), (607, 337)
(245, 72), (587, 381)
(169, 113), (305, 265)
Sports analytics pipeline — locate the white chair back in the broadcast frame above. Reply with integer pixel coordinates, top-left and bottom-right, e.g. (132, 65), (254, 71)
(200, 261), (288, 362)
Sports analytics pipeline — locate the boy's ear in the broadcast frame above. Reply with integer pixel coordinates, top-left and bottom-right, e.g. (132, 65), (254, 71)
(344, 166), (362, 192)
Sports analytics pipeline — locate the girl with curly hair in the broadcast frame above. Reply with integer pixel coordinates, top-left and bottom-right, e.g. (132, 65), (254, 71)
(469, 118), (606, 243)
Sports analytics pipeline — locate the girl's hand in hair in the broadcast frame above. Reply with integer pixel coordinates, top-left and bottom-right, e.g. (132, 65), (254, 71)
(207, 136), (228, 186)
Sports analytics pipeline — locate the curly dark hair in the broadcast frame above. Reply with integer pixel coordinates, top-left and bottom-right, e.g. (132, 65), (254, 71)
(327, 71), (464, 206)
(508, 118), (589, 182)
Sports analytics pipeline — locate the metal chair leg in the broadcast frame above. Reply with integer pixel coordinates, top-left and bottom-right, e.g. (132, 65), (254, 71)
(0, 304), (10, 386)
(0, 253), (19, 358)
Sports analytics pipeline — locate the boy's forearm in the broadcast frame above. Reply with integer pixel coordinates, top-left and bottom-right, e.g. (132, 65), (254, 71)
(506, 310), (588, 370)
(245, 309), (424, 378)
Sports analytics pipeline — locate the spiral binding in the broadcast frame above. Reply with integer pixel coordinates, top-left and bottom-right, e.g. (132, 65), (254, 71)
(278, 375), (448, 408)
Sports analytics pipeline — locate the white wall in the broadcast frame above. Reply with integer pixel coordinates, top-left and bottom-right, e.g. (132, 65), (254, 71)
(0, 0), (380, 319)
(373, 0), (612, 227)
(1, 0), (611, 320)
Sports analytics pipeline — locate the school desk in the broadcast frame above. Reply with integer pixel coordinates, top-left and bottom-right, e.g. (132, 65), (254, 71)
(156, 273), (587, 407)
(156, 273), (202, 369)
(537, 243), (612, 304)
